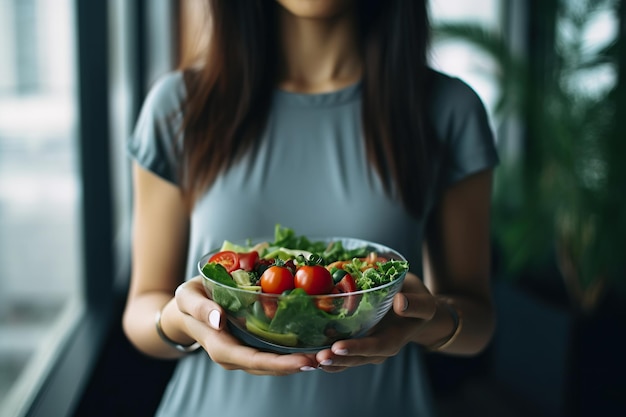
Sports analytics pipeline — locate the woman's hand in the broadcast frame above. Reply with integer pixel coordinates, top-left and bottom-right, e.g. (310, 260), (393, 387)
(174, 276), (319, 376)
(314, 272), (440, 372)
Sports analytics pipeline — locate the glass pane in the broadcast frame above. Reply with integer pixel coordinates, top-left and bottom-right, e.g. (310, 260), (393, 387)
(0, 0), (84, 415)
(429, 0), (503, 121)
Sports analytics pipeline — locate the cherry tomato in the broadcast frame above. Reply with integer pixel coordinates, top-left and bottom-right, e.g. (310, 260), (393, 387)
(238, 251), (259, 272)
(208, 251), (239, 273)
(335, 273), (357, 293)
(315, 287), (340, 312)
(260, 266), (294, 294)
(336, 273), (359, 314)
(294, 265), (334, 295)
(261, 299), (278, 319)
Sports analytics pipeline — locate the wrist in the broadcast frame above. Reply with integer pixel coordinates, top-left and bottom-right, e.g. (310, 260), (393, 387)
(156, 301), (201, 353)
(424, 298), (462, 352)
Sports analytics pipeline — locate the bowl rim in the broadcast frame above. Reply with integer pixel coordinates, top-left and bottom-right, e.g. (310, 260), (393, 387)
(197, 236), (408, 297)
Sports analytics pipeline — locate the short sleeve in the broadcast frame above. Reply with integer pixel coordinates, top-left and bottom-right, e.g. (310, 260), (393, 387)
(127, 71), (186, 184)
(429, 72), (499, 187)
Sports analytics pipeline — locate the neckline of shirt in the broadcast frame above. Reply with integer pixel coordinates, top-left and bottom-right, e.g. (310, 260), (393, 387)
(274, 80), (362, 107)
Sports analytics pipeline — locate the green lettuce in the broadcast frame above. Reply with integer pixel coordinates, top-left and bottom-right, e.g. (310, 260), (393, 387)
(269, 289), (330, 346)
(270, 225), (373, 264)
(202, 263), (254, 312)
(343, 259), (409, 290)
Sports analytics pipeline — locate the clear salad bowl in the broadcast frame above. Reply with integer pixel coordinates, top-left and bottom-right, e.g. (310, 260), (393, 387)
(198, 237), (408, 353)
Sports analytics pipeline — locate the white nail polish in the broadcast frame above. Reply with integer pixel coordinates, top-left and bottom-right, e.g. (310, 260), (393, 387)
(300, 366), (317, 372)
(209, 310), (221, 329)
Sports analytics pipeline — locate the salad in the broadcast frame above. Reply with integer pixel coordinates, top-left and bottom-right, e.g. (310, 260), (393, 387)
(199, 225), (409, 349)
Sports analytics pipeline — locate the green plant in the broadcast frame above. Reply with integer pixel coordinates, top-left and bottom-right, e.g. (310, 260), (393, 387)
(433, 0), (624, 313)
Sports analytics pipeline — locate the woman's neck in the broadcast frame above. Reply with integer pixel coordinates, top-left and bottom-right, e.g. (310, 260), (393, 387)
(276, 7), (362, 93)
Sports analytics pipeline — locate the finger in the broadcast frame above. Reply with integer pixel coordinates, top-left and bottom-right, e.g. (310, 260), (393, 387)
(181, 313), (318, 375)
(316, 351), (388, 372)
(207, 333), (317, 375)
(175, 276), (224, 330)
(319, 357), (387, 373)
(393, 293), (437, 321)
(327, 334), (398, 359)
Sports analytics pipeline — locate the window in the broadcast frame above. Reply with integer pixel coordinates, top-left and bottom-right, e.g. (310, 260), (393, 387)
(0, 1), (177, 415)
(0, 0), (84, 416)
(429, 0), (503, 122)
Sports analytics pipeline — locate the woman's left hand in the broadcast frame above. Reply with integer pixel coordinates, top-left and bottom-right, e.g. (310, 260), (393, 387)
(315, 272), (436, 372)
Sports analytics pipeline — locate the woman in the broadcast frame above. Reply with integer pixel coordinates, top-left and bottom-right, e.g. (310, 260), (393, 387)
(123, 1), (498, 416)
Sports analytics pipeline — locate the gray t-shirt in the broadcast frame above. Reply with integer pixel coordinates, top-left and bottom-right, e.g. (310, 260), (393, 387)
(128, 70), (498, 417)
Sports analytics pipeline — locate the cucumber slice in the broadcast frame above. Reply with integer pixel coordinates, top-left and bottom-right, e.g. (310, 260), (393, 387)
(262, 248), (313, 261)
(238, 285), (262, 292)
(247, 312), (271, 330)
(220, 240), (252, 253)
(231, 270), (253, 286)
(246, 318), (299, 347)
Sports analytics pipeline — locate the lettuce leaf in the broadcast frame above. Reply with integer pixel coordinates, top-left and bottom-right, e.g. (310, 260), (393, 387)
(202, 263), (254, 312)
(269, 288), (329, 346)
(271, 225), (373, 263)
(344, 259), (409, 290)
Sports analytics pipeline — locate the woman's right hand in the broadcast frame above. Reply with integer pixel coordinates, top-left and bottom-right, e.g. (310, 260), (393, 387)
(173, 276), (319, 376)
(125, 164), (317, 375)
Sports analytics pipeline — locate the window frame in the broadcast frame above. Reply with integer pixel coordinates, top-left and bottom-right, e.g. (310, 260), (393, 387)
(22, 0), (180, 415)
(22, 1), (115, 416)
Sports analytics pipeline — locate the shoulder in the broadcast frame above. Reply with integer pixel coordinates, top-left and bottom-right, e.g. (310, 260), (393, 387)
(426, 69), (488, 118)
(128, 71), (187, 184)
(141, 71), (187, 119)
(425, 69), (493, 142)
(424, 69), (499, 186)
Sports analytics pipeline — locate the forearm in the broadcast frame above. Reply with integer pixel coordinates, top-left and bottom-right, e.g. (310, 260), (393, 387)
(123, 291), (197, 359)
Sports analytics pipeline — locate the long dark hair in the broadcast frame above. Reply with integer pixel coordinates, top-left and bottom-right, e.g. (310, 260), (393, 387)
(179, 0), (435, 218)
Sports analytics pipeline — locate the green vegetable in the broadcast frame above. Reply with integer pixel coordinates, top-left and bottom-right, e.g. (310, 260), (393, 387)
(331, 268), (348, 284)
(262, 247), (313, 261)
(246, 318), (299, 347)
(266, 289), (384, 343)
(321, 241), (370, 264)
(231, 269), (254, 286)
(343, 258), (409, 290)
(330, 293), (378, 335)
(269, 225), (327, 255)
(251, 301), (271, 324)
(269, 288), (330, 346)
(270, 225), (374, 264)
(220, 240), (253, 253)
(202, 263), (237, 288)
(202, 263), (254, 312)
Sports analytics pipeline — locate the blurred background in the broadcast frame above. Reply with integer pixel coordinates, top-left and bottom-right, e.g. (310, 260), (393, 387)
(0, 0), (623, 416)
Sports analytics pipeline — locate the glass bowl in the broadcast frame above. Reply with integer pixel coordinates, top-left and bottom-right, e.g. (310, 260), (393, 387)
(198, 237), (407, 353)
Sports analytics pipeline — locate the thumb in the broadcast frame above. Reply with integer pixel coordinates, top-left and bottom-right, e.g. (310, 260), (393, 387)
(393, 293), (437, 321)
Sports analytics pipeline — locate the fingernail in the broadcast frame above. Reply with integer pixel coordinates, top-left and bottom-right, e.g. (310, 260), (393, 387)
(400, 294), (408, 312)
(333, 348), (348, 356)
(319, 359), (333, 366)
(300, 366), (317, 372)
(208, 310), (221, 329)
